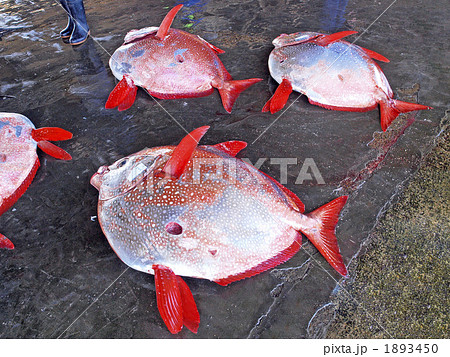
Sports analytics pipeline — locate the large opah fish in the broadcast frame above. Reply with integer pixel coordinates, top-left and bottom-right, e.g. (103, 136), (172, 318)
(0, 113), (72, 249)
(105, 5), (262, 112)
(263, 31), (432, 131)
(91, 126), (348, 334)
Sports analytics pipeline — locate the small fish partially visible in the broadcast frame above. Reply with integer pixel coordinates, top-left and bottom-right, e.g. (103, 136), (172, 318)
(106, 5), (262, 112)
(91, 126), (348, 334)
(0, 113), (72, 249)
(263, 31), (432, 131)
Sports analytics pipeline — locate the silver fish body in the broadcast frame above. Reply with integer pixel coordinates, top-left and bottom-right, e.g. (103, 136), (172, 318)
(93, 146), (304, 283)
(268, 33), (392, 110)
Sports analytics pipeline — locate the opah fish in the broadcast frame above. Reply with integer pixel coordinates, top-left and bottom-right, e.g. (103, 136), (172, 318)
(105, 5), (262, 112)
(91, 126), (348, 334)
(0, 113), (72, 249)
(263, 31), (432, 131)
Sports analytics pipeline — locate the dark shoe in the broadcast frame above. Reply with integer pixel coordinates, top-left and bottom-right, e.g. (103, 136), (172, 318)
(59, 0), (73, 38)
(66, 0), (90, 46)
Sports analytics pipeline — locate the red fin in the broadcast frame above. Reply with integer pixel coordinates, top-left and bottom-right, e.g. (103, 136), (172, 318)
(153, 265), (183, 334)
(198, 36), (225, 54)
(314, 30), (358, 46)
(162, 126), (209, 178)
(37, 141), (72, 160)
(213, 141), (247, 157)
(305, 196), (348, 276)
(214, 231), (302, 286)
(358, 46), (390, 62)
(117, 84), (137, 111)
(0, 158), (39, 216)
(216, 78), (262, 113)
(262, 78), (293, 114)
(206, 42), (225, 54)
(105, 75), (137, 110)
(31, 128), (73, 142)
(308, 97), (377, 112)
(259, 171), (305, 213)
(156, 4), (183, 40)
(176, 276), (200, 333)
(0, 233), (14, 250)
(380, 99), (432, 131)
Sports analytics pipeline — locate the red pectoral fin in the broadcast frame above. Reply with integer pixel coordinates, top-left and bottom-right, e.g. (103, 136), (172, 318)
(162, 126), (209, 178)
(314, 31), (358, 46)
(213, 141), (247, 157)
(176, 276), (200, 333)
(117, 84), (137, 111)
(105, 75), (137, 110)
(156, 4), (183, 40)
(358, 46), (390, 62)
(153, 265), (200, 334)
(262, 78), (293, 114)
(153, 265), (183, 334)
(0, 233), (14, 250)
(37, 141), (72, 160)
(31, 128), (73, 142)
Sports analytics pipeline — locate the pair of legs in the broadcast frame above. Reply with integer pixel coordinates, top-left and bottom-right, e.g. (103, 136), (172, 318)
(59, 0), (90, 45)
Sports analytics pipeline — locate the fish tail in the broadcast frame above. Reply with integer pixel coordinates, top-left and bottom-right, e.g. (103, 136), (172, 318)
(153, 264), (200, 334)
(262, 78), (293, 114)
(105, 75), (137, 111)
(380, 98), (432, 131)
(304, 196), (348, 276)
(216, 78), (262, 113)
(0, 233), (14, 250)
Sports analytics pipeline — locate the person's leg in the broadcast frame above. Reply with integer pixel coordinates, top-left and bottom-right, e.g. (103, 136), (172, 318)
(66, 0), (90, 45)
(59, 0), (74, 39)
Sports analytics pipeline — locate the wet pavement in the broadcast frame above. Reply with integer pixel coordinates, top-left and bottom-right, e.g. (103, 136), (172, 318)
(0, 0), (447, 338)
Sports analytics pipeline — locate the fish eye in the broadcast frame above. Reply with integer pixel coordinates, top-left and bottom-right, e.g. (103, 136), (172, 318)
(117, 158), (128, 168)
(165, 222), (183, 235)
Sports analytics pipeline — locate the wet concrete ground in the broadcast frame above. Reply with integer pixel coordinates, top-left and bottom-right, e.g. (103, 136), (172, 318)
(0, 0), (447, 338)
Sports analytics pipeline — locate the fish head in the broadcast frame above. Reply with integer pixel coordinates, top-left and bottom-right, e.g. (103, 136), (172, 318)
(91, 147), (172, 201)
(0, 113), (34, 144)
(0, 113), (38, 206)
(273, 31), (321, 48)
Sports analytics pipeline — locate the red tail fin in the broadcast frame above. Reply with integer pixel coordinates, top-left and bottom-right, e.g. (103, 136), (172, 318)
(37, 141), (72, 160)
(105, 75), (137, 111)
(156, 4), (183, 40)
(216, 78), (262, 113)
(262, 78), (293, 114)
(0, 233), (14, 250)
(153, 265), (200, 334)
(304, 196), (348, 276)
(379, 99), (432, 131)
(31, 128), (73, 142)
(162, 126), (209, 179)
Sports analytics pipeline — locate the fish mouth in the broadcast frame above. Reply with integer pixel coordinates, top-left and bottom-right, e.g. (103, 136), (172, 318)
(90, 165), (109, 190)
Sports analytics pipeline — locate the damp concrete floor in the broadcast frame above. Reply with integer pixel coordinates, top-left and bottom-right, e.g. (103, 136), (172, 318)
(0, 0), (448, 338)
